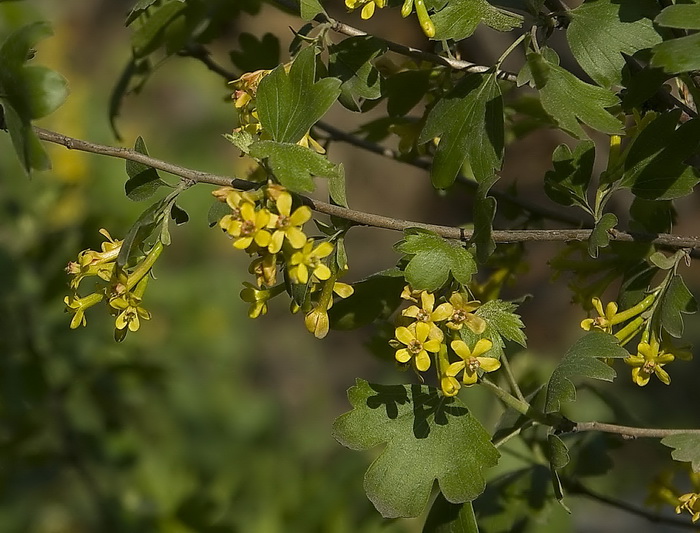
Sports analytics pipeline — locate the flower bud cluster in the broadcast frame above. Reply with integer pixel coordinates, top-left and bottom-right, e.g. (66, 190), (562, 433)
(65, 229), (163, 342)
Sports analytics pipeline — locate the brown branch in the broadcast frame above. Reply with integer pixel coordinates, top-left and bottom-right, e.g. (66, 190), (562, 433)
(572, 421), (700, 439)
(33, 127), (700, 251)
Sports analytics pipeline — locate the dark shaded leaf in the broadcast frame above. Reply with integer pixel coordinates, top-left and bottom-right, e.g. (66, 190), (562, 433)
(229, 32), (280, 72)
(587, 213), (618, 259)
(660, 275), (697, 338)
(125, 136), (170, 201)
(328, 36), (386, 112)
(544, 141), (594, 209)
(423, 495), (479, 533)
(329, 271), (405, 330)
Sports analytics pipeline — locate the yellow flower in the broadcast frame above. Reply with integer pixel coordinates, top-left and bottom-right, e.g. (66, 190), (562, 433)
(110, 292), (151, 335)
(676, 492), (700, 523)
(437, 344), (460, 397)
(402, 290), (452, 341)
(64, 293), (104, 329)
(268, 191), (311, 253)
(445, 292), (486, 334)
(624, 337), (675, 386)
(345, 0), (387, 19)
(400, 284), (422, 303)
(394, 321), (441, 371)
(288, 240), (334, 284)
(66, 229), (122, 289)
(305, 306), (330, 339)
(249, 252), (278, 287)
(580, 297), (619, 333)
(220, 202), (272, 250)
(448, 339), (499, 386)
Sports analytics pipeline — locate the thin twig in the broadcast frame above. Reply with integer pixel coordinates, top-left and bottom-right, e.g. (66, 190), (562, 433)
(563, 477), (700, 531)
(571, 421), (700, 439)
(33, 127), (700, 250)
(499, 353), (527, 402)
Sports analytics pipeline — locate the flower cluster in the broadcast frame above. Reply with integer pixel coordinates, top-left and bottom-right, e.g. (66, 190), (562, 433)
(65, 229), (163, 341)
(231, 68), (324, 153)
(214, 184), (353, 338)
(646, 468), (700, 523)
(390, 286), (499, 396)
(344, 0), (435, 38)
(579, 294), (692, 387)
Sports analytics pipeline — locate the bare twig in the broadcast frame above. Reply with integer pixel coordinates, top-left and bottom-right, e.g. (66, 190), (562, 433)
(33, 127), (700, 250)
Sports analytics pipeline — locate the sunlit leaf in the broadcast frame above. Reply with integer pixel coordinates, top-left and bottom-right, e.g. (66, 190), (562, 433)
(432, 0), (522, 40)
(662, 433), (700, 473)
(333, 379), (499, 518)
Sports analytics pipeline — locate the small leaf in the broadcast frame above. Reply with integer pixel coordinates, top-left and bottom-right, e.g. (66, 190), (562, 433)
(547, 434), (570, 470)
(432, 0), (522, 41)
(661, 433), (700, 473)
(621, 111), (700, 200)
(527, 49), (623, 138)
(544, 141), (594, 208)
(395, 229), (477, 291)
(328, 163), (348, 207)
(476, 299), (527, 348)
(655, 4), (700, 30)
(257, 46), (341, 144)
(566, 0), (661, 89)
(229, 33), (280, 72)
(328, 271), (405, 330)
(125, 136), (170, 201)
(332, 380), (500, 518)
(652, 3), (700, 73)
(587, 213), (618, 259)
(649, 251), (679, 270)
(328, 36), (386, 112)
(420, 72), (504, 189)
(473, 175), (498, 263)
(249, 140), (342, 193)
(170, 203), (189, 225)
(300, 0), (325, 20)
(660, 275), (697, 338)
(131, 0), (186, 58)
(223, 130), (254, 154)
(422, 495), (479, 533)
(207, 200), (230, 227)
(117, 193), (176, 267)
(545, 332), (629, 414)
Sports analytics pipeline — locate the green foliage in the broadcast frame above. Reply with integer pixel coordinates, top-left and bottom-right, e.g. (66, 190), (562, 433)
(395, 229), (477, 291)
(544, 141), (594, 210)
(588, 212), (618, 259)
(328, 36), (386, 111)
(257, 46), (341, 144)
(660, 275), (698, 338)
(662, 434), (700, 473)
(332, 379), (500, 518)
(423, 495), (478, 533)
(545, 332), (629, 414)
(652, 1), (700, 73)
(431, 0), (522, 40)
(125, 136), (172, 201)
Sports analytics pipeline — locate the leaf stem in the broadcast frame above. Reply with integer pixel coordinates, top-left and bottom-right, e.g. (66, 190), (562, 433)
(498, 353), (526, 402)
(479, 378), (554, 426)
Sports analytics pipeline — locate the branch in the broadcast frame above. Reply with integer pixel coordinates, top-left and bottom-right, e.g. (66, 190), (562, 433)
(571, 421), (700, 439)
(33, 127), (700, 250)
(563, 477), (700, 531)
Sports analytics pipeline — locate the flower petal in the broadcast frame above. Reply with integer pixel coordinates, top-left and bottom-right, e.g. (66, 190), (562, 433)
(395, 348), (411, 363)
(423, 339), (442, 353)
(395, 326), (414, 346)
(289, 206), (312, 226)
(414, 321), (431, 342)
(431, 303), (453, 322)
(471, 338), (493, 357)
(477, 356), (501, 373)
(313, 264), (331, 281)
(286, 226), (308, 249)
(415, 350), (431, 372)
(276, 192), (292, 216)
(450, 339), (470, 359)
(268, 231), (285, 254)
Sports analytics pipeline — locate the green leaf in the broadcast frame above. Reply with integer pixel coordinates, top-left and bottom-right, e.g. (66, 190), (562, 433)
(332, 380), (500, 518)
(117, 192), (177, 267)
(328, 163), (348, 207)
(651, 33), (700, 74)
(248, 140), (342, 193)
(257, 46), (341, 144)
(476, 299), (527, 348)
(419, 72), (504, 188)
(544, 141), (594, 208)
(385, 70), (431, 117)
(621, 111), (700, 200)
(395, 229), (477, 291)
(300, 0), (325, 20)
(328, 36), (386, 112)
(229, 33), (280, 72)
(473, 175), (498, 263)
(660, 275), (697, 338)
(207, 200), (230, 227)
(131, 0), (186, 58)
(125, 136), (170, 201)
(661, 433), (700, 473)
(526, 50), (623, 138)
(545, 332), (629, 414)
(0, 22), (69, 172)
(432, 0), (522, 41)
(652, 2), (700, 73)
(223, 130), (254, 154)
(587, 213), (618, 259)
(423, 495), (479, 533)
(328, 271), (405, 330)
(566, 0), (661, 89)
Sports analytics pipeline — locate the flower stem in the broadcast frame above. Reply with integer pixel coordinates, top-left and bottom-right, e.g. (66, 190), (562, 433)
(479, 378), (555, 427)
(126, 240), (164, 291)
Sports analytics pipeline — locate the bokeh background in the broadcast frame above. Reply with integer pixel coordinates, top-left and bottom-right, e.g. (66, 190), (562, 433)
(1, 1), (699, 532)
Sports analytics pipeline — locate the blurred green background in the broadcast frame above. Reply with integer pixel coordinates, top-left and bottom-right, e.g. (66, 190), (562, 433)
(1, 1), (700, 532)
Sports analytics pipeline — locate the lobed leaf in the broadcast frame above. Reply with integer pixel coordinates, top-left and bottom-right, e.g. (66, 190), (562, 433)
(248, 140), (342, 193)
(422, 495), (479, 533)
(660, 275), (697, 338)
(544, 141), (594, 209)
(333, 379), (500, 518)
(587, 213), (618, 259)
(476, 299), (527, 348)
(432, 0), (522, 41)
(420, 72), (504, 189)
(125, 136), (171, 201)
(545, 332), (629, 414)
(652, 2), (700, 73)
(328, 36), (386, 112)
(395, 229), (477, 291)
(256, 46), (341, 144)
(566, 0), (661, 89)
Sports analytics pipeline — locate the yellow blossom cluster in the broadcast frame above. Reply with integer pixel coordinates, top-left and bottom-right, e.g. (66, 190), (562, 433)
(214, 183), (353, 338)
(579, 294), (692, 387)
(230, 69), (325, 153)
(343, 0), (435, 38)
(64, 229), (163, 341)
(646, 468), (700, 523)
(390, 286), (500, 396)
